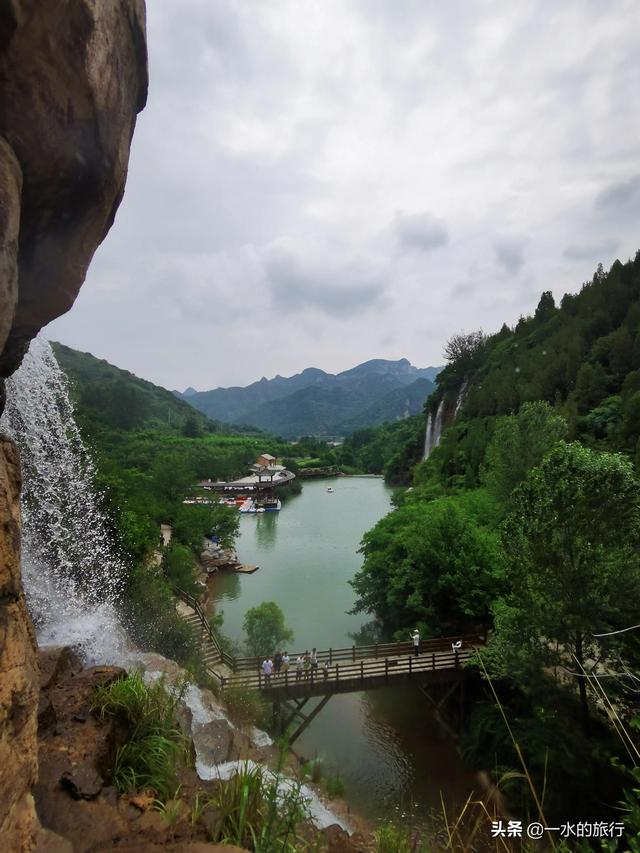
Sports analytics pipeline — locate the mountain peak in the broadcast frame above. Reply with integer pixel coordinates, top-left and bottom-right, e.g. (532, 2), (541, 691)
(181, 357), (441, 438)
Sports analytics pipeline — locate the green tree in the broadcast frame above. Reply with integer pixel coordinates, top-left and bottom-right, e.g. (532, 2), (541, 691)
(351, 490), (503, 636)
(174, 503), (239, 554)
(443, 330), (487, 368)
(163, 542), (199, 596)
(574, 362), (608, 412)
(181, 414), (201, 437)
(481, 401), (567, 505)
(151, 455), (195, 512)
(621, 391), (640, 447)
(488, 442), (640, 726)
(243, 601), (293, 656)
(534, 290), (556, 322)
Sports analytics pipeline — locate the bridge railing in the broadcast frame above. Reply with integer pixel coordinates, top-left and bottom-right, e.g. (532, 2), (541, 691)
(232, 633), (485, 673)
(231, 644), (479, 691)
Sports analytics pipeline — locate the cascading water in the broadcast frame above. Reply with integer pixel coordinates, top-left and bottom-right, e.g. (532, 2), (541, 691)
(454, 379), (469, 418)
(422, 397), (445, 460)
(422, 380), (469, 461)
(422, 412), (433, 459)
(0, 337), (129, 663)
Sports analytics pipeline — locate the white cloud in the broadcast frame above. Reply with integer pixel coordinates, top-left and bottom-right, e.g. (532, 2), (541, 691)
(47, 0), (640, 389)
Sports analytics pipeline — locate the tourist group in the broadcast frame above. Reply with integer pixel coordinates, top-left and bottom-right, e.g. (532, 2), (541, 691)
(261, 649), (329, 684)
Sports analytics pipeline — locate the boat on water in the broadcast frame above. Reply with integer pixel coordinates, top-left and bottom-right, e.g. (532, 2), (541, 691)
(327, 487), (334, 493)
(239, 498), (282, 513)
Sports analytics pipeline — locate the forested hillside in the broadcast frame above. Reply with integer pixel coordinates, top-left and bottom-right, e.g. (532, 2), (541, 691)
(52, 342), (233, 436)
(429, 253), (640, 482)
(351, 254), (640, 825)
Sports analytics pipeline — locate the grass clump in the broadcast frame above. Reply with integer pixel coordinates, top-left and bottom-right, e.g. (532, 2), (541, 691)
(324, 773), (345, 798)
(375, 822), (420, 852)
(224, 684), (270, 727)
(209, 762), (310, 851)
(92, 670), (190, 800)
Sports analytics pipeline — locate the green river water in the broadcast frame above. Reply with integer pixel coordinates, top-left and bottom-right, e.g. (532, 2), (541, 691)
(208, 476), (480, 826)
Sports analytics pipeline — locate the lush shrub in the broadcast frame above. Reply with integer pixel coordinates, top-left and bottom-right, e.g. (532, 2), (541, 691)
(92, 671), (190, 800)
(375, 822), (418, 852)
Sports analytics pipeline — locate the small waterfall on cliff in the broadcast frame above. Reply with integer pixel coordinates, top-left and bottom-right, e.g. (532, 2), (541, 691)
(0, 337), (129, 663)
(422, 412), (433, 458)
(422, 397), (445, 460)
(423, 380), (469, 461)
(454, 379), (469, 418)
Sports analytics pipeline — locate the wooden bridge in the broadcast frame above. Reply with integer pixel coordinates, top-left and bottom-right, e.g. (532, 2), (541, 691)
(175, 588), (485, 740)
(228, 637), (482, 697)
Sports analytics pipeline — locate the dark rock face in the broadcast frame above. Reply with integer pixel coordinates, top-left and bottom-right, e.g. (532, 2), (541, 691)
(0, 3), (147, 849)
(0, 0), (148, 383)
(34, 654), (129, 832)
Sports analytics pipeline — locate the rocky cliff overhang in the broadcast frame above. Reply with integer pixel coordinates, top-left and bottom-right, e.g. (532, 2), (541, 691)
(0, 0), (148, 388)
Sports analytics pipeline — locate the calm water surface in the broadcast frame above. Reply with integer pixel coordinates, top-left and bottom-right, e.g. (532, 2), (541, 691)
(209, 477), (479, 825)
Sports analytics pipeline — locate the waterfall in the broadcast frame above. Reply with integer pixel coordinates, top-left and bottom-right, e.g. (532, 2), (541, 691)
(0, 337), (129, 663)
(422, 398), (445, 460)
(454, 379), (468, 418)
(422, 412), (432, 459)
(422, 380), (469, 461)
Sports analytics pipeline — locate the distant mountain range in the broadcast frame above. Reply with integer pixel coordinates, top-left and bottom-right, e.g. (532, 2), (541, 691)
(176, 359), (441, 438)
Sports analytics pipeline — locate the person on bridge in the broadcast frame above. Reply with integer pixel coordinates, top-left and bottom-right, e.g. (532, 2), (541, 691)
(296, 655), (304, 680)
(274, 650), (283, 677)
(262, 657), (273, 685)
(282, 651), (290, 674)
(303, 651), (311, 679)
(310, 648), (318, 671)
(411, 629), (420, 656)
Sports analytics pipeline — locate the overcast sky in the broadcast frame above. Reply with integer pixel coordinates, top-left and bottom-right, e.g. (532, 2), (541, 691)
(47, 0), (640, 391)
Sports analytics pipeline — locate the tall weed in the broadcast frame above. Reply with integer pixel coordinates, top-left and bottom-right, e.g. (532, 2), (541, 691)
(92, 670), (190, 799)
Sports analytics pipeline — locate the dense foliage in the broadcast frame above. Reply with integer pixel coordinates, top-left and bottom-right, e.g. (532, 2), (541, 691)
(351, 255), (640, 822)
(352, 489), (503, 638)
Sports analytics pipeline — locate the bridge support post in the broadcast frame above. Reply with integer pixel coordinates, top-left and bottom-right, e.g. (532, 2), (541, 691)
(274, 695), (335, 744)
(272, 697), (282, 732)
(288, 693), (333, 745)
(419, 677), (465, 738)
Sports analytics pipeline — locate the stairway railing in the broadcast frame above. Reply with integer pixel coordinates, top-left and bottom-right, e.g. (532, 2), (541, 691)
(173, 586), (236, 673)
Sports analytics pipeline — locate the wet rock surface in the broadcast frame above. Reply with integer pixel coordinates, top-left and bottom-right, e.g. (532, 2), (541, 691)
(34, 652), (128, 825)
(0, 435), (40, 850)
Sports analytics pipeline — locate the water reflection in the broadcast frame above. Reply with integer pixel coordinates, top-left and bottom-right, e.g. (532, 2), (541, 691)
(255, 512), (278, 549)
(210, 570), (241, 603)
